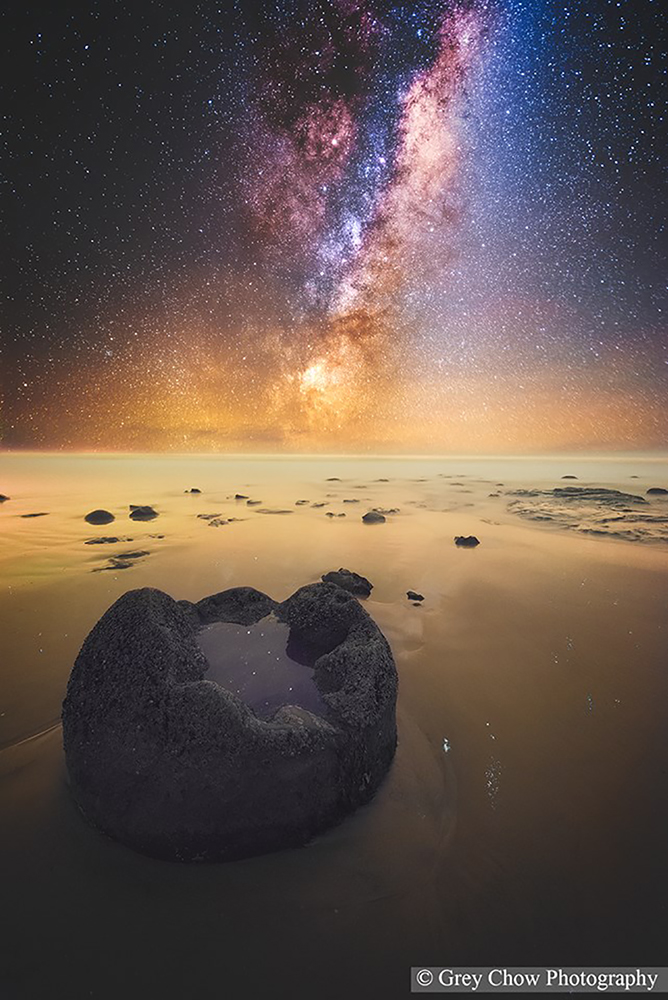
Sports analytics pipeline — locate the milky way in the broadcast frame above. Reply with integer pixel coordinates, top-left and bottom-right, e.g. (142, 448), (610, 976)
(3, 0), (667, 452)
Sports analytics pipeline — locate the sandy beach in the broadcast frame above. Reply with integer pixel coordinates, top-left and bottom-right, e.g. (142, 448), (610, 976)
(1, 452), (667, 998)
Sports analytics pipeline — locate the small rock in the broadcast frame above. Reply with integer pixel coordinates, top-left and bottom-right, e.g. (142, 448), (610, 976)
(342, 498), (359, 503)
(246, 499), (262, 506)
(454, 535), (480, 547)
(0, 494), (10, 502)
(363, 511), (386, 524)
(406, 591), (424, 601)
(561, 475), (578, 480)
(325, 477), (341, 481)
(184, 488), (202, 494)
(129, 505), (158, 521)
(85, 509), (115, 525)
(84, 537), (123, 545)
(234, 494), (249, 500)
(646, 487), (668, 496)
(21, 512), (49, 518)
(311, 502), (327, 508)
(322, 568), (373, 597)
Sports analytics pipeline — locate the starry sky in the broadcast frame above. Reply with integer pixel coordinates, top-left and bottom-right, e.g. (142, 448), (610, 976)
(3, 0), (667, 453)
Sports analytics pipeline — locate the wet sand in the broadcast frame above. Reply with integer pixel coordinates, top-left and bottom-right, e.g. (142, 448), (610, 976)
(1, 453), (667, 998)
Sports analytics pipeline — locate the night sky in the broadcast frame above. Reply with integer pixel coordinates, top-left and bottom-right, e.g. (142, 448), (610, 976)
(3, 0), (667, 453)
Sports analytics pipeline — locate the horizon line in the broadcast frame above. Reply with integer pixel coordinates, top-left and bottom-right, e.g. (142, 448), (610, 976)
(2, 448), (667, 462)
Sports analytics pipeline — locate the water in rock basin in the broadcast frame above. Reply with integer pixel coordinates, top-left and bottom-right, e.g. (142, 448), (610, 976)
(197, 614), (328, 719)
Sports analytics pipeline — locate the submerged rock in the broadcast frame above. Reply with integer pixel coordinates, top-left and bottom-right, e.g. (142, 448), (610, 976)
(454, 535), (480, 547)
(62, 582), (398, 863)
(321, 568), (373, 597)
(85, 509), (115, 525)
(129, 505), (158, 521)
(93, 550), (151, 573)
(362, 510), (386, 524)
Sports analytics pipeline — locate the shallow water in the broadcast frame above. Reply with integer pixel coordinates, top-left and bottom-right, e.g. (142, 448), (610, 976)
(197, 615), (328, 719)
(1, 453), (667, 998)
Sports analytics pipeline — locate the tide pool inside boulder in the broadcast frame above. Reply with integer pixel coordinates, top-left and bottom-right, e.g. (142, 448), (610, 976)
(62, 582), (398, 863)
(196, 614), (327, 720)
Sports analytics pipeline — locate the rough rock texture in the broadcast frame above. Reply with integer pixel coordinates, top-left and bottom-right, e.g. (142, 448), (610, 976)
(321, 568), (373, 597)
(62, 582), (398, 863)
(454, 535), (480, 547)
(85, 509), (115, 525)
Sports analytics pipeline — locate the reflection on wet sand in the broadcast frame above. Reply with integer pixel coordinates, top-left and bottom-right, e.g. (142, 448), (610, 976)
(0, 453), (667, 998)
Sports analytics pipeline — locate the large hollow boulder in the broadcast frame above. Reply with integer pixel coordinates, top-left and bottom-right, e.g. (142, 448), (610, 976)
(62, 583), (398, 863)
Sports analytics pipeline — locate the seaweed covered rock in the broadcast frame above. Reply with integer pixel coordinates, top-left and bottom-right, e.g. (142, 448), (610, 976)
(62, 582), (398, 863)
